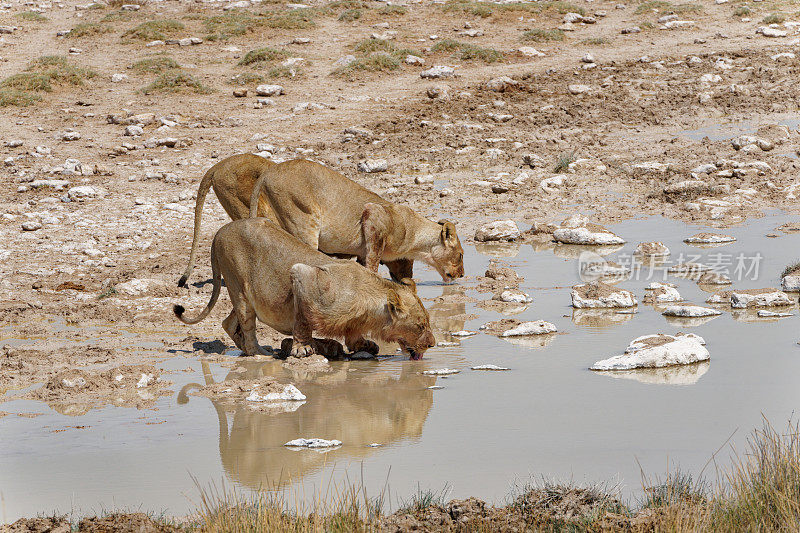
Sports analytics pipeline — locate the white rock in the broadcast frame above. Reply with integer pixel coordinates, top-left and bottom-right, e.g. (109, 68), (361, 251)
(664, 20), (695, 28)
(518, 46), (544, 57)
(591, 333), (709, 371)
(451, 330), (477, 337)
(125, 125), (144, 136)
(662, 305), (722, 317)
(67, 186), (101, 200)
(500, 320), (557, 336)
(646, 285), (683, 303)
(30, 179), (70, 190)
(781, 275), (800, 291)
(634, 241), (670, 256)
(136, 373), (153, 388)
(684, 233), (735, 244)
(247, 384), (306, 401)
(420, 65), (454, 79)
(358, 159), (388, 173)
(497, 290), (532, 303)
(115, 278), (167, 297)
(422, 368), (460, 375)
(571, 283), (637, 308)
(757, 26), (787, 37)
(255, 84), (284, 96)
(553, 226), (625, 245)
(334, 54), (357, 67)
(730, 290), (793, 308)
(540, 174), (567, 192)
(284, 438), (342, 448)
(62, 131), (81, 141)
(474, 220), (520, 242)
(404, 54), (425, 65)
(757, 310), (793, 317)
(21, 221), (42, 231)
(485, 76), (517, 92)
(568, 84), (591, 95)
(111, 73), (128, 83)
(471, 364), (510, 371)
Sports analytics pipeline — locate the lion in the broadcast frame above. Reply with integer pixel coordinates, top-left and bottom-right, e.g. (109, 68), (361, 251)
(178, 154), (464, 287)
(173, 217), (436, 359)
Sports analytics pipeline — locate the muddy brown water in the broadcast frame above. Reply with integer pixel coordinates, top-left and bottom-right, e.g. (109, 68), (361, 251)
(3, 213), (800, 521)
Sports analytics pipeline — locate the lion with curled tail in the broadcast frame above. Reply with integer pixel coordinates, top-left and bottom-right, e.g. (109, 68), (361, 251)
(174, 218), (436, 360)
(178, 154), (465, 287)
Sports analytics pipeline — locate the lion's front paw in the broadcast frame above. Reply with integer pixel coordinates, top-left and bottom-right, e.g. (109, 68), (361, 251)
(290, 341), (315, 358)
(349, 338), (379, 355)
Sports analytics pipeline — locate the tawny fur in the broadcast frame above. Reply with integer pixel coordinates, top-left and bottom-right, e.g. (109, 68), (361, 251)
(174, 218), (435, 359)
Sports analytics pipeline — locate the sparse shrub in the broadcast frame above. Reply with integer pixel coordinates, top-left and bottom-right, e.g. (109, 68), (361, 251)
(1, 55), (96, 93)
(635, 0), (671, 14)
(228, 72), (265, 85)
(338, 8), (362, 21)
(762, 12), (786, 23)
(554, 151), (577, 172)
(432, 38), (502, 63)
(734, 5), (751, 16)
(547, 0), (585, 15)
(641, 471), (709, 509)
(131, 56), (180, 74)
(122, 19), (184, 41)
(204, 11), (260, 41)
(582, 37), (609, 45)
(238, 47), (288, 68)
(264, 9), (316, 29)
(377, 4), (407, 15)
(399, 484), (452, 513)
(101, 10), (136, 22)
(0, 88), (41, 107)
(333, 52), (400, 77)
(68, 22), (112, 38)
(442, 0), (495, 17)
(671, 3), (703, 14)
(522, 28), (565, 41)
(268, 65), (302, 78)
(781, 260), (800, 278)
(16, 11), (47, 21)
(142, 70), (212, 94)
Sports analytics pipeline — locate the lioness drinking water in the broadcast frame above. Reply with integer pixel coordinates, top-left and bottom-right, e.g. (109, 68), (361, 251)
(174, 217), (436, 359)
(178, 154), (464, 287)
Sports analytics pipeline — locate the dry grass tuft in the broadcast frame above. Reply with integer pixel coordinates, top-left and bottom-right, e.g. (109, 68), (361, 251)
(123, 19), (185, 41)
(142, 70), (212, 94)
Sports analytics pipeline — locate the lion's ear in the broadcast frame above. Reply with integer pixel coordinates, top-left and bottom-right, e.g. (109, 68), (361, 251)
(439, 220), (458, 246)
(387, 289), (404, 318)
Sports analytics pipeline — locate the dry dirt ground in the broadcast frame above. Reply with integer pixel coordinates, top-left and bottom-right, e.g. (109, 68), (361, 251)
(2, 0), (800, 419)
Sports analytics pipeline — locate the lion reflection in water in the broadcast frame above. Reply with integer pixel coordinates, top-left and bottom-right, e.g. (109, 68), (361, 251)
(179, 360), (435, 490)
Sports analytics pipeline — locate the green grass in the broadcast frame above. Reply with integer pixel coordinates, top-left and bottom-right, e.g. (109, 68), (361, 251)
(263, 9), (316, 29)
(554, 151), (577, 172)
(228, 72), (265, 85)
(16, 10), (47, 21)
(130, 56), (180, 74)
(0, 88), (41, 107)
(581, 37), (610, 45)
(203, 11), (260, 41)
(734, 5), (751, 16)
(67, 22), (112, 38)
(122, 19), (184, 41)
(268, 65), (302, 78)
(522, 28), (565, 41)
(635, 0), (672, 14)
(442, 0), (583, 17)
(338, 8), (362, 20)
(432, 38), (502, 63)
(97, 287), (117, 300)
(640, 471), (709, 509)
(399, 484), (452, 513)
(142, 70), (212, 94)
(1, 56), (96, 93)
(237, 47), (288, 68)
(670, 2), (703, 14)
(762, 12), (786, 23)
(377, 4), (407, 15)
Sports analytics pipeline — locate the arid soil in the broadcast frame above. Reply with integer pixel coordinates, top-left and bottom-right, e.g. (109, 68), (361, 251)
(3, 0), (800, 517)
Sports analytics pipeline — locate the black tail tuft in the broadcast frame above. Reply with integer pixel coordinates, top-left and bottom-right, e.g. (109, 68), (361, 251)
(177, 276), (188, 288)
(173, 304), (185, 317)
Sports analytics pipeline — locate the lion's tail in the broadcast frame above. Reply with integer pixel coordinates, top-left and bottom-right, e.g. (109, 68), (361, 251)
(248, 169), (270, 219)
(174, 240), (222, 324)
(178, 166), (215, 287)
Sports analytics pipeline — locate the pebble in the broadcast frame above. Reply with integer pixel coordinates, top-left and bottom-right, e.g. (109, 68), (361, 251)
(420, 65), (454, 79)
(21, 220), (42, 231)
(356, 159), (388, 173)
(255, 84), (284, 97)
(62, 131), (81, 141)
